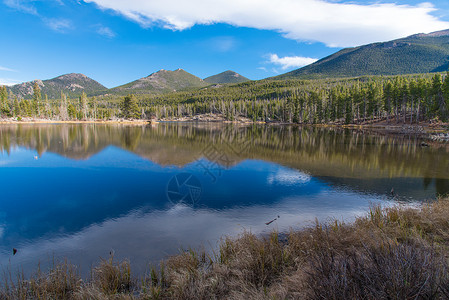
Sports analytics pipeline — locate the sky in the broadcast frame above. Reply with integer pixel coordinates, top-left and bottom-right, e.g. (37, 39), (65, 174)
(1, 0), (449, 88)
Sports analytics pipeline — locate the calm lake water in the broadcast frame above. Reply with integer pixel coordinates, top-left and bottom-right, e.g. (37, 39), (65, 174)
(0, 123), (448, 276)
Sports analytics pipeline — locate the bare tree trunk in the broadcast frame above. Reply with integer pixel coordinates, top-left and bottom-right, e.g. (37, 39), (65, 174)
(417, 100), (420, 123)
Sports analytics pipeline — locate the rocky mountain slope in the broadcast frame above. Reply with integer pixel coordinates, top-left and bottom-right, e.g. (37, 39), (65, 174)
(204, 70), (250, 84)
(108, 69), (208, 95)
(8, 73), (106, 99)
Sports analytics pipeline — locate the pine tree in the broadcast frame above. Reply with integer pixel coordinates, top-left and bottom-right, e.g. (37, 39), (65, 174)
(33, 81), (41, 117)
(92, 97), (97, 120)
(43, 94), (51, 118)
(13, 98), (20, 117)
(80, 92), (88, 120)
(59, 92), (68, 121)
(120, 94), (140, 119)
(68, 103), (77, 120)
(441, 72), (449, 121)
(0, 86), (9, 116)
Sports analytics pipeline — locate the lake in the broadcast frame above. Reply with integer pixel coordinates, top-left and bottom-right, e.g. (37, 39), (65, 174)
(0, 123), (448, 276)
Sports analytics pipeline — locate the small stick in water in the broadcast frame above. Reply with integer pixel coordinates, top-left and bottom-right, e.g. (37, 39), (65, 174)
(266, 216), (280, 225)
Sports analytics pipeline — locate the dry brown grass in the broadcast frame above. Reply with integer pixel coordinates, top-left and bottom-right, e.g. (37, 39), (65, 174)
(2, 198), (449, 299)
(91, 256), (133, 296)
(1, 259), (81, 299)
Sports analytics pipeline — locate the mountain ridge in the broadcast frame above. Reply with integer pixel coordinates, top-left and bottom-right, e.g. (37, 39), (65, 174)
(5, 27), (449, 100)
(7, 73), (107, 99)
(204, 70), (250, 84)
(274, 28), (449, 80)
(107, 68), (208, 95)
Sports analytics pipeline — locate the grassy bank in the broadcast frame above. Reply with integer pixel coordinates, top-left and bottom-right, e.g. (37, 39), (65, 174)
(2, 199), (449, 299)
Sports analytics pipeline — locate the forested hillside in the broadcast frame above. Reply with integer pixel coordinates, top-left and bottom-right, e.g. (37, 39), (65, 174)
(204, 70), (250, 84)
(1, 72), (449, 124)
(276, 29), (449, 79)
(106, 69), (208, 95)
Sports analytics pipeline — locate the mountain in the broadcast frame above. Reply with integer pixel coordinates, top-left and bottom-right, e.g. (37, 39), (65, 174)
(108, 69), (208, 95)
(204, 70), (250, 84)
(275, 29), (449, 80)
(8, 73), (107, 99)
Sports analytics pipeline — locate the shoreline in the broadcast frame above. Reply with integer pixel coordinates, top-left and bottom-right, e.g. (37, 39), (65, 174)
(2, 198), (448, 299)
(1, 117), (447, 137)
(0, 119), (153, 125)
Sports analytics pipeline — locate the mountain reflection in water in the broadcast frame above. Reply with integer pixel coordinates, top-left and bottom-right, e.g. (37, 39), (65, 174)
(0, 123), (447, 276)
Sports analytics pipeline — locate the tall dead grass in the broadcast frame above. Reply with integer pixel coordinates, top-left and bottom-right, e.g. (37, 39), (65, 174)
(2, 198), (449, 299)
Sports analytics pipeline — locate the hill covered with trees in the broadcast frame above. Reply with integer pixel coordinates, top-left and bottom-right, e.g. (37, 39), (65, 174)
(106, 69), (208, 95)
(275, 29), (449, 80)
(2, 72), (449, 125)
(204, 70), (250, 84)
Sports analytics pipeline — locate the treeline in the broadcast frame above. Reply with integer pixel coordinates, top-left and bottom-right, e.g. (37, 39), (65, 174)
(0, 83), (117, 121)
(1, 73), (449, 123)
(143, 73), (449, 123)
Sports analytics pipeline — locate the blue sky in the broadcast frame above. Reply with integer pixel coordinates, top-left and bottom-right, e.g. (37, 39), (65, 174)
(1, 0), (449, 88)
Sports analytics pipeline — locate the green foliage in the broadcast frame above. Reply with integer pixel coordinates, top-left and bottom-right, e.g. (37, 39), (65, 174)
(67, 103), (77, 119)
(0, 85), (10, 117)
(3, 71), (449, 124)
(0, 86), (7, 104)
(32, 81), (41, 116)
(130, 73), (449, 124)
(13, 98), (20, 117)
(80, 92), (88, 120)
(120, 94), (140, 119)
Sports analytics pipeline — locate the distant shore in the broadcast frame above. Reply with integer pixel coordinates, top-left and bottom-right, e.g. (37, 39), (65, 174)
(0, 115), (447, 137)
(0, 118), (152, 125)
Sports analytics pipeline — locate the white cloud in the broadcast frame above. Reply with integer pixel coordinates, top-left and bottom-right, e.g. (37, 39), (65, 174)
(3, 0), (38, 15)
(44, 18), (73, 32)
(83, 0), (449, 47)
(269, 54), (318, 69)
(0, 65), (17, 72)
(0, 78), (21, 86)
(4, 1), (73, 33)
(4, 0), (65, 14)
(96, 25), (116, 38)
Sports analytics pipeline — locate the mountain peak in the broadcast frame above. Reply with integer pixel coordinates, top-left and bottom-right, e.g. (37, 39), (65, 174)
(204, 70), (250, 84)
(54, 73), (89, 80)
(274, 29), (449, 80)
(7, 73), (106, 99)
(111, 68), (207, 94)
(149, 68), (186, 77)
(409, 29), (449, 38)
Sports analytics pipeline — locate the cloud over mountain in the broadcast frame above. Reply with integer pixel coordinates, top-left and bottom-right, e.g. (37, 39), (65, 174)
(84, 0), (449, 47)
(269, 54), (318, 69)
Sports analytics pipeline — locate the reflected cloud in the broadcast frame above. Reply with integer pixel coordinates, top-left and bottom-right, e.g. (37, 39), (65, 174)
(267, 168), (311, 186)
(0, 190), (385, 277)
(0, 123), (446, 278)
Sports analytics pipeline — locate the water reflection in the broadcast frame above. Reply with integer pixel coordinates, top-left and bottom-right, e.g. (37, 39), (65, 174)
(0, 123), (447, 276)
(1, 123), (448, 195)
